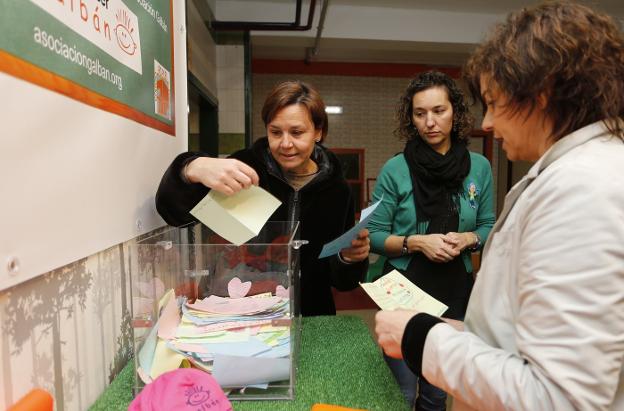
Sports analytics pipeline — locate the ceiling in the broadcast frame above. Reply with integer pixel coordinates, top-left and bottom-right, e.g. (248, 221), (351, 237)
(216, 0), (624, 66)
(327, 0), (624, 14)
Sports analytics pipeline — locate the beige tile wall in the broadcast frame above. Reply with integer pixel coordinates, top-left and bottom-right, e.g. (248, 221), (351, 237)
(217, 45), (245, 134)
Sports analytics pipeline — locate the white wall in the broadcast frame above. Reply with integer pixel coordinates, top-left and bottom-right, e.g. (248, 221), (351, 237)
(0, 8), (189, 291)
(0, 1), (194, 409)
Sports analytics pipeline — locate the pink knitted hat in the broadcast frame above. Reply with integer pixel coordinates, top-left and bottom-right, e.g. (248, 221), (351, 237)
(129, 368), (232, 411)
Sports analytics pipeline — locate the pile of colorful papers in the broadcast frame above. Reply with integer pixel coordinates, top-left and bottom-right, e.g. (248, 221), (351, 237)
(137, 277), (293, 389)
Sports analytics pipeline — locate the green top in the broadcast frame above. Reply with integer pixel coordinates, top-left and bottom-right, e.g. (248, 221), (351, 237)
(89, 316), (409, 411)
(368, 152), (495, 272)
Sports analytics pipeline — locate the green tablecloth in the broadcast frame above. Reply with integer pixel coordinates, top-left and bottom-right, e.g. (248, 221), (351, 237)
(90, 315), (410, 411)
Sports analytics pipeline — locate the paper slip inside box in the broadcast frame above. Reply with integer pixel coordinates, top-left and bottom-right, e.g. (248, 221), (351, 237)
(360, 269), (448, 316)
(190, 185), (281, 245)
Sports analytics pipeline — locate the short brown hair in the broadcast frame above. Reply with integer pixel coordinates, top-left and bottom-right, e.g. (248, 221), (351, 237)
(464, 1), (624, 141)
(261, 80), (328, 142)
(395, 71), (474, 144)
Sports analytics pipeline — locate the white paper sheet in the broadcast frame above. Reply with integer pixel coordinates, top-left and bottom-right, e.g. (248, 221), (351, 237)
(360, 269), (448, 316)
(212, 355), (290, 387)
(190, 185), (281, 245)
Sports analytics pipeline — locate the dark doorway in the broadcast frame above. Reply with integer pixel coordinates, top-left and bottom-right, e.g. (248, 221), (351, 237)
(188, 76), (218, 156)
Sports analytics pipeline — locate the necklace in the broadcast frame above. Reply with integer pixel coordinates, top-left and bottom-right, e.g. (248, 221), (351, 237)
(286, 160), (319, 177)
(287, 169), (319, 177)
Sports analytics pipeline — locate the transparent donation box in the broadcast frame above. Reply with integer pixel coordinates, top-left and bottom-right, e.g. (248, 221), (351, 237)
(130, 221), (303, 400)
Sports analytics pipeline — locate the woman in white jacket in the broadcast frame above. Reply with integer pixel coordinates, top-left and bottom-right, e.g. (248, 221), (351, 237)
(375, 2), (624, 410)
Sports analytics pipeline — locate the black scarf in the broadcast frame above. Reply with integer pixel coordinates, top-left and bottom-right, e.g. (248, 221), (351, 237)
(402, 136), (472, 319)
(403, 136), (470, 227)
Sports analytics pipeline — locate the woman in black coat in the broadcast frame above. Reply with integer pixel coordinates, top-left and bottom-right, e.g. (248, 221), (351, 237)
(155, 80), (369, 316)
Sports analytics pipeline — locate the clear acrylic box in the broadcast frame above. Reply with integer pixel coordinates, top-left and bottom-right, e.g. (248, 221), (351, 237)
(130, 221), (303, 400)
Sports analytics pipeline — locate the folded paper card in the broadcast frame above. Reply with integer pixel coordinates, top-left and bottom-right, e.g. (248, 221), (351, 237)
(190, 185), (281, 245)
(318, 196), (382, 259)
(360, 269), (448, 316)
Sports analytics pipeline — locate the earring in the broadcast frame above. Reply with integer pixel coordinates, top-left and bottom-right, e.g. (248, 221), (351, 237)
(315, 139), (320, 143)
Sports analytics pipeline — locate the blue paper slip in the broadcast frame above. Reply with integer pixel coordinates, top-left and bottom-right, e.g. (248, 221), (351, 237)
(318, 196), (383, 259)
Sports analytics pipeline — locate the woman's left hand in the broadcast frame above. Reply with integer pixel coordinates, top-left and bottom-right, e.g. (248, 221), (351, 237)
(375, 310), (418, 359)
(340, 229), (370, 263)
(445, 231), (475, 252)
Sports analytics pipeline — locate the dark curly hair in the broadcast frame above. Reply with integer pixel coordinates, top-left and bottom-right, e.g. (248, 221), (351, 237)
(395, 71), (474, 144)
(464, 1), (624, 142)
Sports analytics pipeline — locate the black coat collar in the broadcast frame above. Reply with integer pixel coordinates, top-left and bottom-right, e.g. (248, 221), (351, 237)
(249, 137), (340, 188)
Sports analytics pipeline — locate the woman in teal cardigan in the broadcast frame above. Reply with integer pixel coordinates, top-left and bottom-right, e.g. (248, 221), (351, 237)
(368, 71), (494, 411)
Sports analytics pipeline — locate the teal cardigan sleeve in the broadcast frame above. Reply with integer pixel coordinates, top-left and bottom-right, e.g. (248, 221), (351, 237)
(368, 155), (417, 270)
(368, 157), (401, 254)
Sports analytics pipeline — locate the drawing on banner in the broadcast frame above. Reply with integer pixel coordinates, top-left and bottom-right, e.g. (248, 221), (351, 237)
(154, 59), (171, 120)
(30, 0), (143, 74)
(115, 9), (139, 57)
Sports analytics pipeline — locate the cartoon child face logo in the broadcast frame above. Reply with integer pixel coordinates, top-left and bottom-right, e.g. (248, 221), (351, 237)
(186, 385), (210, 406)
(115, 10), (137, 55)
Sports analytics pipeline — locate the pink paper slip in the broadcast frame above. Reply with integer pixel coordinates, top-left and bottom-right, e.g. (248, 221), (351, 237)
(187, 295), (283, 315)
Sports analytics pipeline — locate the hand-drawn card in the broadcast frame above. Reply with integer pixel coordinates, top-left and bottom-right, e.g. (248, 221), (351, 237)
(360, 269), (448, 316)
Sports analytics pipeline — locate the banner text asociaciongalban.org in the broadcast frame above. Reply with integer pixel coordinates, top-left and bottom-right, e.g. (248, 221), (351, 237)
(33, 26), (123, 91)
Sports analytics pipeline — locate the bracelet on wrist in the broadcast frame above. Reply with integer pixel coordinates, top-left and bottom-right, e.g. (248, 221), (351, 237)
(337, 252), (355, 265)
(468, 232), (482, 251)
(401, 235), (409, 256)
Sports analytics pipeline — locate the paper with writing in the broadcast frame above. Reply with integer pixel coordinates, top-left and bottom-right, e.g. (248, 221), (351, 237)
(360, 270), (448, 316)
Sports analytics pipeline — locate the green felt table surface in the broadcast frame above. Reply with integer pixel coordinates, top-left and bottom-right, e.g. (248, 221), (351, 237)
(89, 315), (410, 411)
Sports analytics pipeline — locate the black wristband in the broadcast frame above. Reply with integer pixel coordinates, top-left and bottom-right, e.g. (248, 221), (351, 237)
(401, 313), (444, 375)
(401, 235), (409, 256)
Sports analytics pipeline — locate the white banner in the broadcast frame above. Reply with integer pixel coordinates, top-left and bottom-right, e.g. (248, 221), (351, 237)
(30, 0), (143, 74)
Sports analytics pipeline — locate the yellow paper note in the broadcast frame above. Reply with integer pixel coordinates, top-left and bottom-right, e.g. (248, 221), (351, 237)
(360, 270), (448, 316)
(158, 288), (176, 312)
(150, 339), (188, 379)
(190, 185), (281, 245)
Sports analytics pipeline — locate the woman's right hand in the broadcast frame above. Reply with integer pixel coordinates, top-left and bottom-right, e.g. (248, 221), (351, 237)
(418, 233), (460, 262)
(184, 157), (259, 195)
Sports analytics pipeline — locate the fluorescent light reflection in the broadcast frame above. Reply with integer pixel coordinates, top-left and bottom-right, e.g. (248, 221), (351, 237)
(325, 106), (343, 114)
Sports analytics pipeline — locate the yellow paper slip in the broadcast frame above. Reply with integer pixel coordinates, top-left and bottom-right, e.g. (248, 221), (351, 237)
(360, 269), (448, 316)
(190, 185), (281, 245)
(150, 339), (188, 379)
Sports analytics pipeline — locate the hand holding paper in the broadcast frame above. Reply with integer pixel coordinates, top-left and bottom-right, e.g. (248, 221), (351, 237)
(371, 271), (449, 360)
(318, 197), (382, 259)
(190, 185), (281, 245)
(185, 157), (259, 196)
(374, 309), (418, 360)
(339, 229), (370, 262)
(360, 270), (448, 316)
